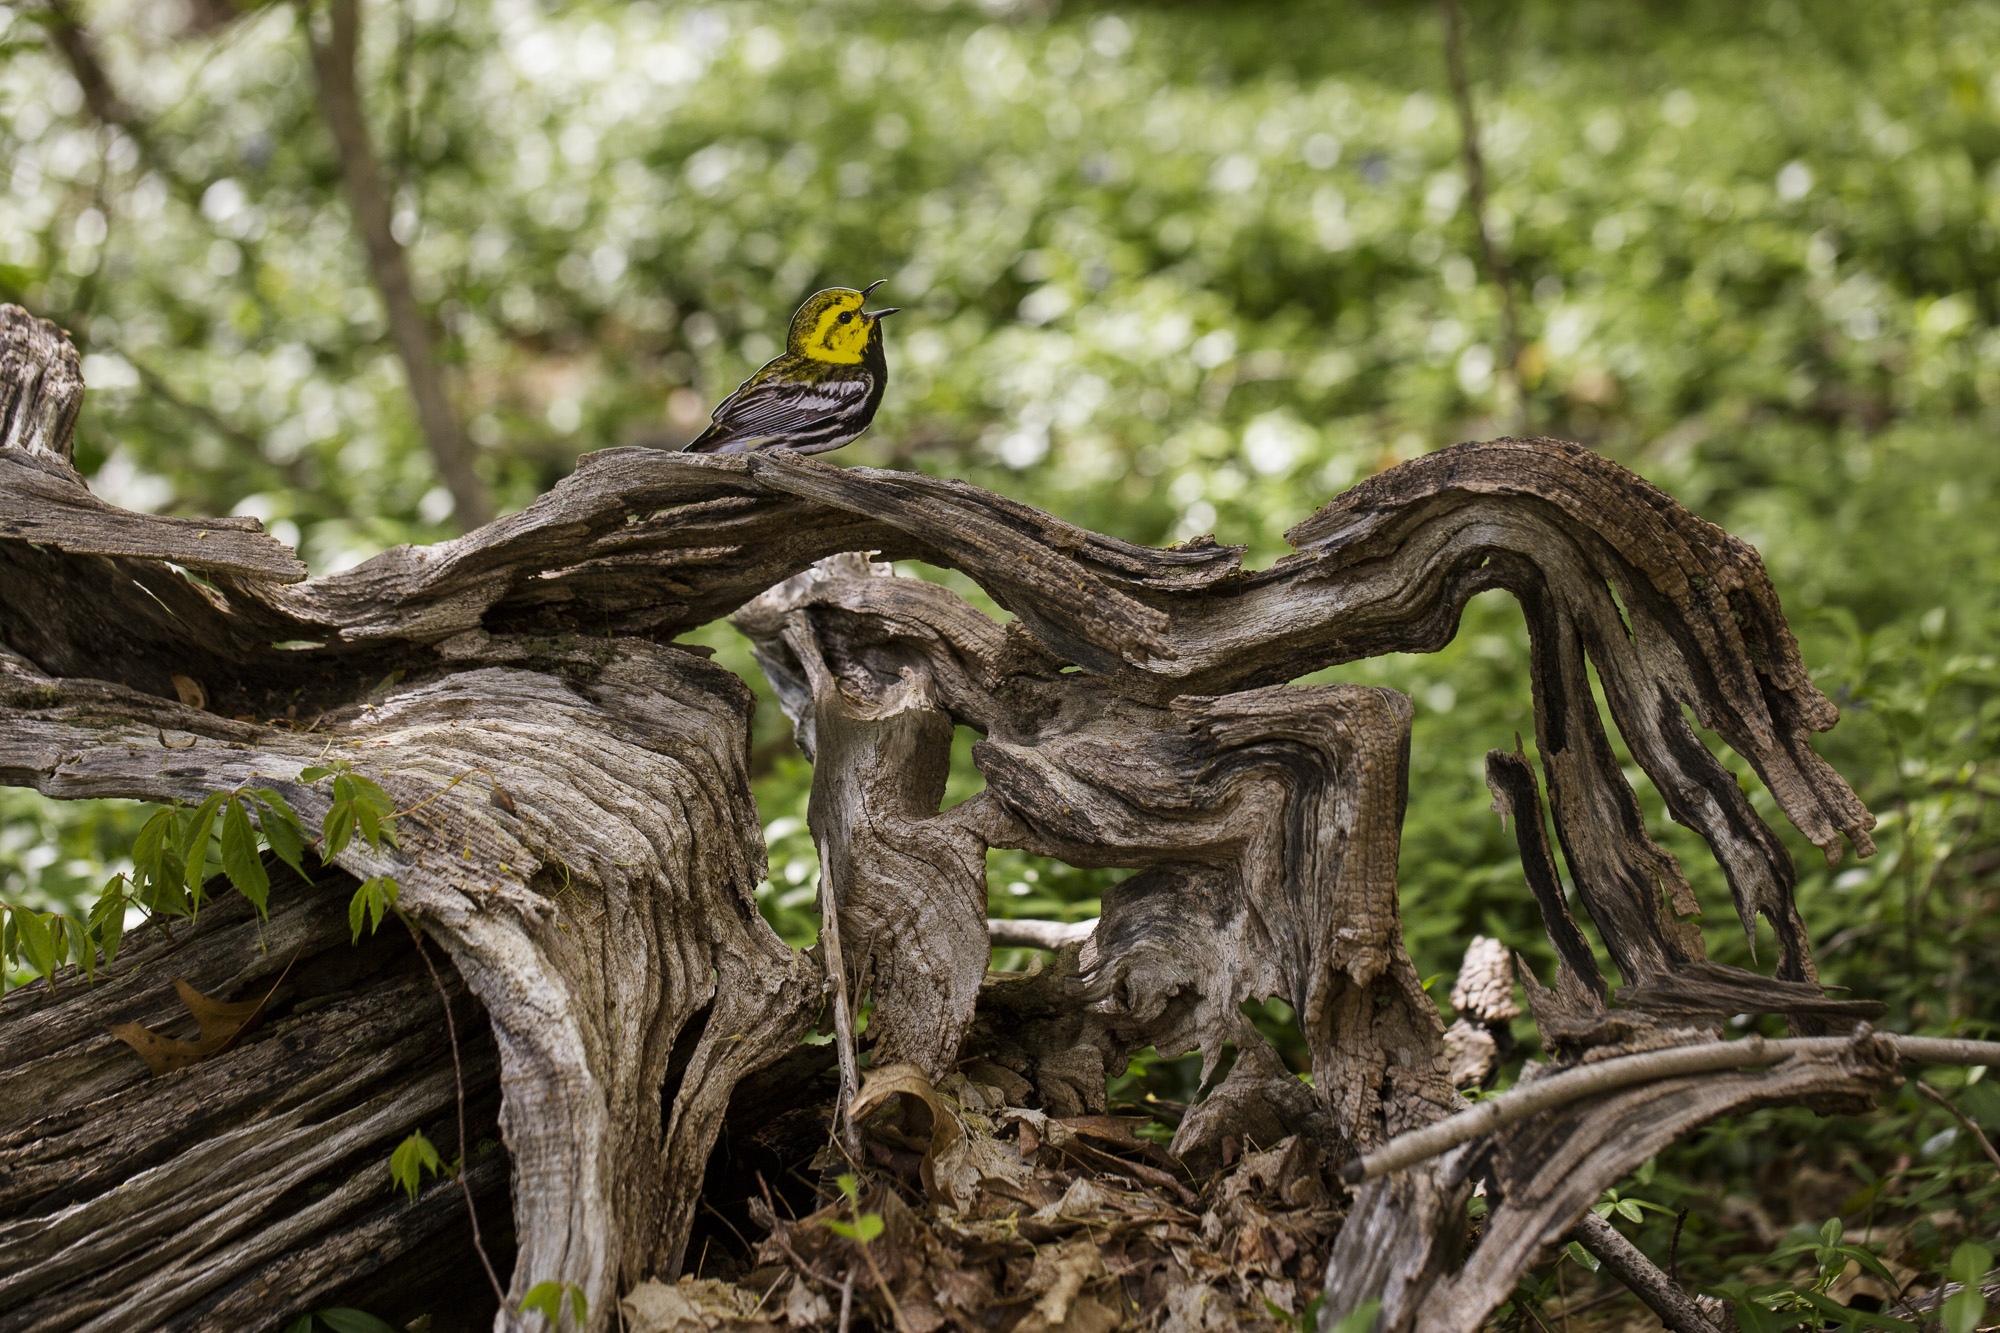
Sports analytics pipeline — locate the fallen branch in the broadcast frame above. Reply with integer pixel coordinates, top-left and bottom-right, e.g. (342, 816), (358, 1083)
(1570, 1211), (1723, 1333)
(985, 918), (1097, 951)
(1344, 1033), (2000, 1184)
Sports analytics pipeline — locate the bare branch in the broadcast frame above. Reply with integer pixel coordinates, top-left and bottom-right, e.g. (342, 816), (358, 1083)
(301, 0), (493, 528)
(1344, 1033), (2000, 1185)
(1571, 1211), (1725, 1333)
(986, 918), (1098, 951)
(1917, 1079), (2000, 1175)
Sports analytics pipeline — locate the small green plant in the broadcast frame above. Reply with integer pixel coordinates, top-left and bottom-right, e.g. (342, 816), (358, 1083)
(389, 1129), (446, 1202)
(519, 1280), (588, 1330)
(2, 758), (407, 993)
(1263, 1292), (1336, 1333)
(1591, 1184), (1676, 1226)
(822, 1172), (885, 1243)
(1942, 1240), (1993, 1333)
(1713, 1219), (1911, 1333)
(2, 782), (309, 993)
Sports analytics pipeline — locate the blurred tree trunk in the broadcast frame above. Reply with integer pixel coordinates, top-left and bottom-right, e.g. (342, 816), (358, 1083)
(0, 304), (1896, 1333)
(301, 0), (493, 529)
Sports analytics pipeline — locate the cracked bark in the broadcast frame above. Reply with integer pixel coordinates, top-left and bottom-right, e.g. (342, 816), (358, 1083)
(0, 303), (1895, 1332)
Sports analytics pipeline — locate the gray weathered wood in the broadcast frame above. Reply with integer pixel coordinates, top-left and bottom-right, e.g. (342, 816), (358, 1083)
(0, 868), (510, 1332)
(0, 301), (1897, 1333)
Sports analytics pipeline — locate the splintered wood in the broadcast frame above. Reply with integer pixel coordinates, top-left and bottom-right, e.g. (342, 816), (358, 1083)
(0, 302), (1893, 1333)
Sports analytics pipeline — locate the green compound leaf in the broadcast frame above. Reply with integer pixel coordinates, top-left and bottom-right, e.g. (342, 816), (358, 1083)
(250, 786), (302, 828)
(89, 877), (128, 966)
(323, 800), (357, 859)
(11, 906), (63, 985)
(355, 799), (381, 849)
(180, 792), (229, 906)
(133, 807), (175, 887)
(348, 877), (400, 943)
(388, 1130), (442, 1202)
(521, 1280), (587, 1329)
(64, 911), (95, 982)
(220, 797), (271, 914)
(251, 789), (309, 876)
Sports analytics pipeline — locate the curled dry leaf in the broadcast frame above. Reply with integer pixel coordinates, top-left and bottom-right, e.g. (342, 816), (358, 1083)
(106, 966), (291, 1076)
(851, 1062), (966, 1204)
(170, 674), (207, 710)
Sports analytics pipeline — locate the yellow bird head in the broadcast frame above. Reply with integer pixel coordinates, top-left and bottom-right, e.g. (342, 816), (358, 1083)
(785, 281), (900, 364)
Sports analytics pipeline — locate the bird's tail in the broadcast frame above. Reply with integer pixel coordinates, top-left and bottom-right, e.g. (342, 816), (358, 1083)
(681, 423), (727, 452)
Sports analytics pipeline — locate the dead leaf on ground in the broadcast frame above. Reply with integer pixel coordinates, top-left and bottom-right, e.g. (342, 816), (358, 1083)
(623, 1277), (772, 1332)
(1016, 1237), (1123, 1333)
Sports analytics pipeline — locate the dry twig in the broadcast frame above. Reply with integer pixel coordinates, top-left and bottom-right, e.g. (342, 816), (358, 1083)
(1346, 1034), (2000, 1184)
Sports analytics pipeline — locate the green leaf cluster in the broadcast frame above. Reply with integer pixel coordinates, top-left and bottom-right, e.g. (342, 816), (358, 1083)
(388, 1129), (445, 1203)
(519, 1280), (588, 1330)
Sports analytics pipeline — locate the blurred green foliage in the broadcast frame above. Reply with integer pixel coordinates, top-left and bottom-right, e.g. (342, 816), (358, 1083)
(3, 0), (1999, 1312)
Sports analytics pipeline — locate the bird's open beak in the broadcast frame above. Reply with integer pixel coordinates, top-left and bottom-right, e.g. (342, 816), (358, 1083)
(860, 279), (888, 298)
(868, 307), (901, 319)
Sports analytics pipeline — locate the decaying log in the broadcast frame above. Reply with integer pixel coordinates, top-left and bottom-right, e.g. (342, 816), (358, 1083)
(0, 865), (512, 1332)
(0, 300), (1898, 1333)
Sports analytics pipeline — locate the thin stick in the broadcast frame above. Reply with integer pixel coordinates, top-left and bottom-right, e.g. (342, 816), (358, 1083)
(1551, 1287), (1636, 1321)
(1439, 0), (1525, 432)
(837, 1269), (854, 1333)
(699, 1197), (757, 1258)
(815, 850), (862, 1165)
(1571, 1211), (1724, 1333)
(1917, 1080), (2000, 1175)
(854, 1219), (913, 1333)
(408, 923), (509, 1310)
(987, 917), (1097, 950)
(1344, 1033), (2000, 1184)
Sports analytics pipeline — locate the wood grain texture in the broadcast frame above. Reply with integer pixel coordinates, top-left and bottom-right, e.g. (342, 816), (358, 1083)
(0, 303), (1891, 1333)
(0, 872), (511, 1333)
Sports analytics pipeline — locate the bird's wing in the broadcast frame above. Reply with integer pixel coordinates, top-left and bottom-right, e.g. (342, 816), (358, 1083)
(687, 374), (872, 450)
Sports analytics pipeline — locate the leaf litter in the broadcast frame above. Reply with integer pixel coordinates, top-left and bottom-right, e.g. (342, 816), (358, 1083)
(625, 1062), (1346, 1332)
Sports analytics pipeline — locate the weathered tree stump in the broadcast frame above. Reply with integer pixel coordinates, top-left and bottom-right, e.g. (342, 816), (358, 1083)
(0, 303), (1896, 1333)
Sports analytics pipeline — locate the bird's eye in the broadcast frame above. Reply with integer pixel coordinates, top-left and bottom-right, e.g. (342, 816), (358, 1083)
(837, 312), (854, 324)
